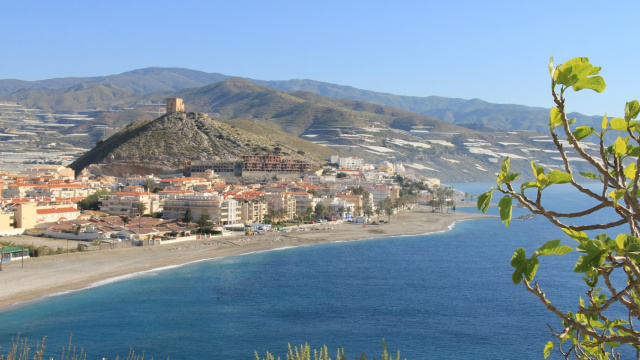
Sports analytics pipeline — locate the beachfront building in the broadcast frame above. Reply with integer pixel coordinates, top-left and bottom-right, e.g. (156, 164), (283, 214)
(369, 186), (400, 206)
(263, 192), (296, 221)
(318, 197), (355, 220)
(99, 191), (161, 215)
(240, 200), (268, 224)
(337, 193), (364, 217)
(289, 192), (318, 214)
(162, 194), (239, 225)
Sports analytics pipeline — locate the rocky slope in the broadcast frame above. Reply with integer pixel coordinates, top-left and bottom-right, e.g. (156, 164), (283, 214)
(70, 112), (337, 176)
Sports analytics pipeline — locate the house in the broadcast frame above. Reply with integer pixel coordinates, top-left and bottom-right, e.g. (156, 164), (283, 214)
(36, 207), (80, 223)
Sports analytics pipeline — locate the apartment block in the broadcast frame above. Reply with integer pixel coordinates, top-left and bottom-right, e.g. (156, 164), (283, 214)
(162, 194), (239, 225)
(263, 192), (296, 220)
(240, 200), (268, 224)
(99, 192), (161, 215)
(241, 155), (312, 173)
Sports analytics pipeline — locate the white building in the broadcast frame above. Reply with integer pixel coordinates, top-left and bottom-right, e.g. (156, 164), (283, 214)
(162, 194), (239, 225)
(319, 197), (355, 220)
(330, 156), (365, 169)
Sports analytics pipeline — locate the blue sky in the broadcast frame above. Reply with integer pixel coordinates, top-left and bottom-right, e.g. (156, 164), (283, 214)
(2, 0), (638, 116)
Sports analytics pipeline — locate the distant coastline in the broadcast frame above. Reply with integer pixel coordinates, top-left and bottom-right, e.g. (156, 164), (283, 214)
(0, 206), (494, 310)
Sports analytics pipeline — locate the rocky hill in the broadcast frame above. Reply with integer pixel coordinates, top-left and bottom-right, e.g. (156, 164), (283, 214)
(70, 112), (337, 176)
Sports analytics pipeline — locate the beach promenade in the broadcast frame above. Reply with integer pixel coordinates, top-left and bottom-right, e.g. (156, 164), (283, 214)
(0, 206), (493, 310)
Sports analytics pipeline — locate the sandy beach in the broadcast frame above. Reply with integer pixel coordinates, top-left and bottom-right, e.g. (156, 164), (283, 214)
(0, 206), (493, 310)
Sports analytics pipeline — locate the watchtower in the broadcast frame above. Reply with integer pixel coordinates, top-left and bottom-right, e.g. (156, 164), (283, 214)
(166, 98), (184, 114)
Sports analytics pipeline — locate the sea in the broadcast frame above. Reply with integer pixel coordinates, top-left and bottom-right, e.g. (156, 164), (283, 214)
(0, 182), (629, 359)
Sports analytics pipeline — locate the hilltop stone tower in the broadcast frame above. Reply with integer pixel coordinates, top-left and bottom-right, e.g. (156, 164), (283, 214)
(166, 98), (184, 114)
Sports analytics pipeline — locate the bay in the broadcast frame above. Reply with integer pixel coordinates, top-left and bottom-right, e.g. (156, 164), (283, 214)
(0, 182), (622, 359)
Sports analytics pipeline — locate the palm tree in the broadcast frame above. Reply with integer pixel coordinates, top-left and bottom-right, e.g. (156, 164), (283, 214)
(277, 207), (288, 222)
(197, 213), (213, 233)
(314, 203), (326, 220)
(142, 179), (155, 192)
(183, 208), (193, 227)
(119, 215), (131, 231)
(363, 206), (373, 221)
(447, 199), (456, 213)
(136, 202), (147, 227)
(385, 205), (393, 224)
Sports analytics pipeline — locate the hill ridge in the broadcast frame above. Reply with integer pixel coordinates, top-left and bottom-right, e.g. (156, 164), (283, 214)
(0, 67), (603, 132)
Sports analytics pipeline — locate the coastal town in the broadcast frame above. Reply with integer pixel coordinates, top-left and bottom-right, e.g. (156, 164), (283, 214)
(0, 99), (495, 316)
(0, 99), (458, 266)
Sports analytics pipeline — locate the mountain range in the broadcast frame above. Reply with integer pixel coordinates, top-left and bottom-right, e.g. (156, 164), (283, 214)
(0, 67), (603, 133)
(0, 68), (601, 181)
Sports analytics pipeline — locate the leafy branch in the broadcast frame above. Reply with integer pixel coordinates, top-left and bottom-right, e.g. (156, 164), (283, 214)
(479, 57), (640, 359)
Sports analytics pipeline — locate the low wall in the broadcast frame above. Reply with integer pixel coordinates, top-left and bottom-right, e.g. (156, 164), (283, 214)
(0, 228), (26, 237)
(159, 232), (233, 245)
(43, 230), (104, 241)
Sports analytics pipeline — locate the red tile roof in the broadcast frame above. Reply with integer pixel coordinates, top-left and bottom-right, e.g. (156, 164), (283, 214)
(36, 207), (80, 215)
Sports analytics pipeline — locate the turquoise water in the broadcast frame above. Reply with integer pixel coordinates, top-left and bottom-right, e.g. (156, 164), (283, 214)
(0, 183), (624, 359)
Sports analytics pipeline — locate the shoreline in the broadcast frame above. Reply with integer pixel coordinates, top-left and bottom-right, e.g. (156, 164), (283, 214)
(0, 207), (494, 311)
